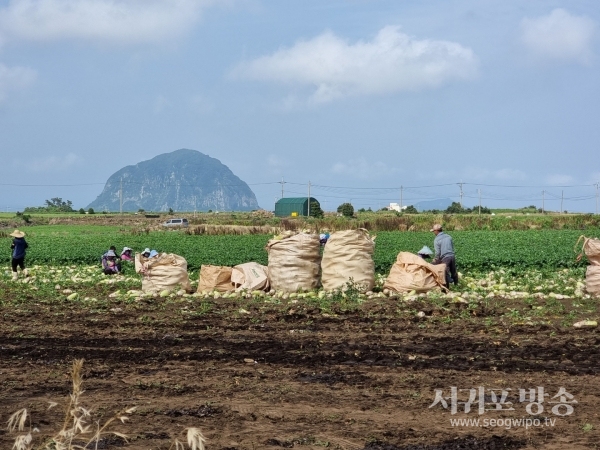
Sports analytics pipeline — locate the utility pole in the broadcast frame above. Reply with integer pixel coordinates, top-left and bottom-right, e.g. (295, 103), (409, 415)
(280, 177), (285, 199)
(542, 190), (545, 214)
(561, 190), (564, 214)
(119, 178), (123, 214)
(307, 181), (311, 217)
(458, 182), (464, 207)
(478, 189), (481, 215)
(400, 185), (403, 210)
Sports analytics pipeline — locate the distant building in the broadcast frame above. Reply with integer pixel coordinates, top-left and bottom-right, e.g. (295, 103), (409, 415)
(387, 203), (407, 212)
(275, 197), (320, 217)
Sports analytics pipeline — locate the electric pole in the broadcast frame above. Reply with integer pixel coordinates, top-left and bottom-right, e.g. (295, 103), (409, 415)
(280, 177), (285, 199)
(542, 190), (545, 214)
(307, 181), (311, 217)
(458, 182), (463, 207)
(561, 190), (564, 214)
(478, 189), (481, 215)
(400, 185), (403, 211)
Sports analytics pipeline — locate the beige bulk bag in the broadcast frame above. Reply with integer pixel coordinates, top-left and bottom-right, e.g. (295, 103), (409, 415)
(197, 265), (233, 293)
(575, 235), (600, 266)
(383, 252), (447, 293)
(135, 253), (192, 293)
(231, 262), (270, 291)
(321, 229), (375, 292)
(267, 233), (321, 292)
(586, 266), (600, 296)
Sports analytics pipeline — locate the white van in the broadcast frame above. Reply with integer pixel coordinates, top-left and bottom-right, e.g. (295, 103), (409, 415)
(162, 218), (189, 228)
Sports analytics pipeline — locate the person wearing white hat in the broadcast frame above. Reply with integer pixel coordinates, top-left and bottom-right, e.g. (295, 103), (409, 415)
(417, 245), (433, 259)
(101, 249), (121, 275)
(430, 224), (458, 288)
(120, 247), (134, 261)
(10, 229), (29, 280)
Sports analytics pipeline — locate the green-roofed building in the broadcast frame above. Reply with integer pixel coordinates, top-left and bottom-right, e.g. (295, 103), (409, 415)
(275, 197), (320, 217)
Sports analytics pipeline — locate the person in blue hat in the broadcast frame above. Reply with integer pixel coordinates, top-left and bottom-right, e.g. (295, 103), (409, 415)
(417, 245), (433, 260)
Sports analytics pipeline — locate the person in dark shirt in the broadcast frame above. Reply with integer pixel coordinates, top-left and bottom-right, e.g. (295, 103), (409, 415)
(10, 229), (29, 280)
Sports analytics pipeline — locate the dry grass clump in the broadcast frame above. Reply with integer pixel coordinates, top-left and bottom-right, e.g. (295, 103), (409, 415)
(170, 428), (206, 450)
(186, 224), (280, 235)
(6, 359), (206, 450)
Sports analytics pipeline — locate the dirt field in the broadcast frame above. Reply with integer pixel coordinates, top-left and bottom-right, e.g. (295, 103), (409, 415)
(1, 295), (599, 450)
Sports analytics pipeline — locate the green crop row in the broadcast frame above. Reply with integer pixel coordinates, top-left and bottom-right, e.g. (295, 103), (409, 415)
(3, 228), (599, 274)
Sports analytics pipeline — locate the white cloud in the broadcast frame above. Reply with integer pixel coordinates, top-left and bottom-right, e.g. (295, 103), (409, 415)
(423, 167), (527, 182)
(546, 174), (575, 185)
(588, 172), (600, 184)
(520, 9), (597, 64)
(0, 0), (215, 45)
(462, 167), (527, 182)
(233, 25), (478, 103)
(0, 63), (36, 101)
(26, 152), (82, 173)
(331, 158), (399, 180)
(266, 155), (289, 170)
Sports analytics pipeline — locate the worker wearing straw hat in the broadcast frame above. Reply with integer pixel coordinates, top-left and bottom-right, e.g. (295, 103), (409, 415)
(10, 229), (29, 280)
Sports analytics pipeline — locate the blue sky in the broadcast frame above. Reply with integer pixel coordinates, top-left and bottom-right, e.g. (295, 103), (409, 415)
(1, 0), (599, 212)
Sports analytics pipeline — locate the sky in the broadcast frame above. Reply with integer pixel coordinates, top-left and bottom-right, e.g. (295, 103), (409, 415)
(1, 0), (600, 213)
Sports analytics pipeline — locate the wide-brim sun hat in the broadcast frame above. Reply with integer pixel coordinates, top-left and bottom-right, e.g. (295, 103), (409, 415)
(430, 224), (443, 232)
(149, 250), (159, 258)
(106, 250), (117, 257)
(10, 229), (25, 238)
(122, 247), (132, 252)
(417, 245), (433, 256)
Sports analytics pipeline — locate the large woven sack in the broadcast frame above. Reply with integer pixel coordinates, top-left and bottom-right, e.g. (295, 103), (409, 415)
(231, 262), (269, 291)
(586, 266), (600, 296)
(575, 235), (600, 266)
(321, 229), (375, 292)
(198, 265), (233, 293)
(135, 253), (192, 293)
(383, 252), (447, 293)
(267, 233), (321, 292)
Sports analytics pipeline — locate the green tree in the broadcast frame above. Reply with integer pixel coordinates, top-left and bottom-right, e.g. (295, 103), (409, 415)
(445, 202), (467, 214)
(78, 208), (85, 214)
(309, 201), (324, 218)
(337, 202), (354, 217)
(44, 197), (74, 212)
(404, 205), (418, 214)
(87, 208), (95, 214)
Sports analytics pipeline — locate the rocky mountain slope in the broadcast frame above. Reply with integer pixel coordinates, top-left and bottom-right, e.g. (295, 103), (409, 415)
(86, 149), (259, 212)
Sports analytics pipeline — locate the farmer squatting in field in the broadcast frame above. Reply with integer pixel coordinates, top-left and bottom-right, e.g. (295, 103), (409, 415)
(431, 224), (459, 288)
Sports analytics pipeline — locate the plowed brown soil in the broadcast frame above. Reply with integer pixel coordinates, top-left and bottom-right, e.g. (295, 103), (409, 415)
(1, 297), (599, 449)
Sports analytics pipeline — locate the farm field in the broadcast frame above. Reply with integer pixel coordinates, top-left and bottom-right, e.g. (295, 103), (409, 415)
(2, 225), (599, 272)
(1, 226), (600, 449)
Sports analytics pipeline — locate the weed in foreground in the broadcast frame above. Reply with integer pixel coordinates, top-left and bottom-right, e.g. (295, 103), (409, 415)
(7, 359), (206, 450)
